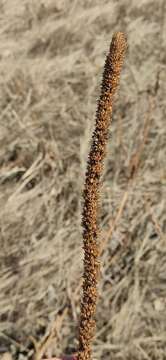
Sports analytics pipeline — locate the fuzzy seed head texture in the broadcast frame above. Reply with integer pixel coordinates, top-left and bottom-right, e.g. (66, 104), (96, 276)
(78, 32), (127, 360)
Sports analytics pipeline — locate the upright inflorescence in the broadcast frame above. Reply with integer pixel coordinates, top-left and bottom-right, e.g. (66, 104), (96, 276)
(78, 32), (127, 360)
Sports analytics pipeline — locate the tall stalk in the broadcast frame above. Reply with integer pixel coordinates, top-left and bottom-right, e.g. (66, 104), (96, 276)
(78, 32), (127, 360)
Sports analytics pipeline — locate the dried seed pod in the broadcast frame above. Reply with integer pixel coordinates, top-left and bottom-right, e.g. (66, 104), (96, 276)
(78, 32), (127, 360)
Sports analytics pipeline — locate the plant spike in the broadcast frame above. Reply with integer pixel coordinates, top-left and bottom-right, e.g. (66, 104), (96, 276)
(78, 32), (127, 360)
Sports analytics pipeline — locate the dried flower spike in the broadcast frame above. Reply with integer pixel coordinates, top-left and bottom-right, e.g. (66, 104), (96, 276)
(78, 32), (127, 360)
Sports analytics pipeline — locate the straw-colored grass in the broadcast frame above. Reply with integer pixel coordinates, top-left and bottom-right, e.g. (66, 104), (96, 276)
(0, 1), (165, 360)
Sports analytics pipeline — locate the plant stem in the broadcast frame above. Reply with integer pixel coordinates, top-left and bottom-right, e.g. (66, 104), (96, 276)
(78, 32), (127, 360)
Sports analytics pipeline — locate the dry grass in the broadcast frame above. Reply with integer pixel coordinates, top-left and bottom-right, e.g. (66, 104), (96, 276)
(0, 1), (165, 360)
(78, 32), (127, 360)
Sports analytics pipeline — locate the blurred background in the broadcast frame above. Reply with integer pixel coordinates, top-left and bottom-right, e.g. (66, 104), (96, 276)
(0, 1), (165, 359)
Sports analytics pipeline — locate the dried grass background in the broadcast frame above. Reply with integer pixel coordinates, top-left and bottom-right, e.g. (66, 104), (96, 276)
(0, 1), (165, 359)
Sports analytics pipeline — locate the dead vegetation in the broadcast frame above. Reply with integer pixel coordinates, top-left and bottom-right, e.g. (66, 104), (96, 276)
(0, 1), (165, 360)
(78, 32), (127, 360)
